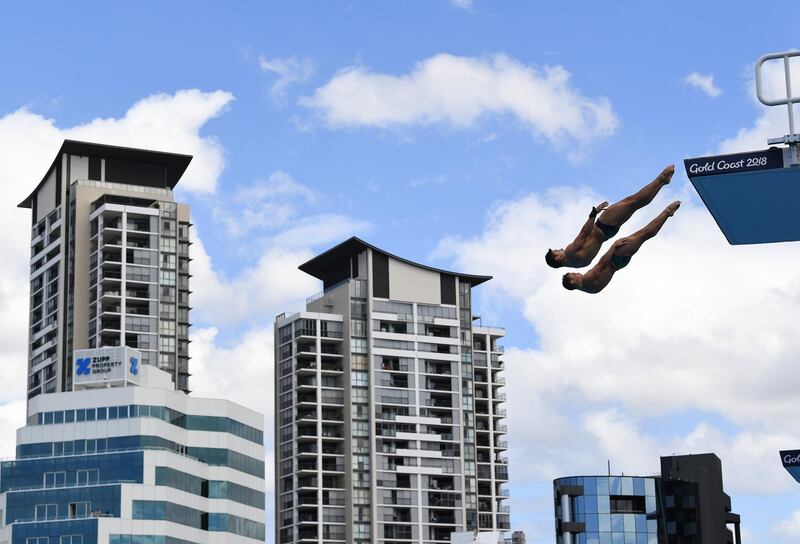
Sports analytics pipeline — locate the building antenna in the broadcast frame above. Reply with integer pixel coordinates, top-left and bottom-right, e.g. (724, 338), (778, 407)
(607, 460), (611, 476)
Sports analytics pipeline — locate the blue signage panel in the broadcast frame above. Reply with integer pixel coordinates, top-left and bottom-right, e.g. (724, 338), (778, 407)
(685, 149), (800, 245)
(781, 450), (800, 484)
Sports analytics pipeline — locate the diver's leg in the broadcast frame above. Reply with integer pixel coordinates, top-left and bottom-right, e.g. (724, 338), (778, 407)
(598, 165), (675, 227)
(614, 201), (680, 256)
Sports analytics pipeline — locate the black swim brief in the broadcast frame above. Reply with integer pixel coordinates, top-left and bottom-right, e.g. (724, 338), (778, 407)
(595, 220), (620, 240)
(611, 254), (631, 270)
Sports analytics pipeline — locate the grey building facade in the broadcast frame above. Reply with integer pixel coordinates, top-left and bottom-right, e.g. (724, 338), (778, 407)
(19, 140), (193, 404)
(274, 238), (511, 544)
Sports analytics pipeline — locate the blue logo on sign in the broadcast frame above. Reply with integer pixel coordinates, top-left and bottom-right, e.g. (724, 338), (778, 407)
(130, 357), (139, 375)
(76, 358), (91, 375)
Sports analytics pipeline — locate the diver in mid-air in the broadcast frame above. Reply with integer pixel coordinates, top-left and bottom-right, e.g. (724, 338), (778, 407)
(562, 201), (680, 294)
(545, 165), (675, 269)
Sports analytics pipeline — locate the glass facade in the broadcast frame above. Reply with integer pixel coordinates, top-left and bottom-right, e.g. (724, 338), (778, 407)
(7, 485), (121, 525)
(554, 476), (658, 544)
(16, 435), (265, 478)
(110, 536), (198, 544)
(12, 519), (98, 544)
(31, 404), (263, 445)
(1, 452), (144, 493)
(154, 466), (265, 509)
(132, 501), (265, 540)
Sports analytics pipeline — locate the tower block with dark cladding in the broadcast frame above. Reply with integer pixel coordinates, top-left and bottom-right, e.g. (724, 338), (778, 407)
(274, 237), (512, 544)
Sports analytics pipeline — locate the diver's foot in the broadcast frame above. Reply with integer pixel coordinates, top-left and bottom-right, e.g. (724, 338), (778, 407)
(665, 200), (681, 216)
(658, 165), (675, 184)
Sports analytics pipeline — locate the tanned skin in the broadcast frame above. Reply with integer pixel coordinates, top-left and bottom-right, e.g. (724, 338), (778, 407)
(563, 201), (680, 294)
(546, 165), (675, 268)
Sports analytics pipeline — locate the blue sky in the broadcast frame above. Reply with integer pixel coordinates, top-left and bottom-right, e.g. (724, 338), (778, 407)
(2, 1), (800, 542)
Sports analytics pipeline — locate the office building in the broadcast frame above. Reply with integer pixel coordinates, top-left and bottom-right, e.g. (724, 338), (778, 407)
(553, 453), (741, 544)
(19, 140), (193, 404)
(0, 347), (266, 544)
(274, 237), (511, 544)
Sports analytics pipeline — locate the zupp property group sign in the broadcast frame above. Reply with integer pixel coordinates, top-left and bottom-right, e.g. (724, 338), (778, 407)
(73, 346), (141, 388)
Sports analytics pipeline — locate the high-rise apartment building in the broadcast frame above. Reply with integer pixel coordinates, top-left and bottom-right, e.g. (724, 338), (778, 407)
(19, 140), (193, 403)
(0, 348), (266, 544)
(274, 237), (511, 544)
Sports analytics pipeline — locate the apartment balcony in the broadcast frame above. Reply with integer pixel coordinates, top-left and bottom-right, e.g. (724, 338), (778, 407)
(297, 512), (318, 524)
(384, 527), (412, 540)
(297, 461), (317, 473)
(320, 410), (344, 422)
(296, 410), (317, 423)
(297, 426), (317, 440)
(320, 345), (343, 357)
(296, 361), (317, 373)
(424, 362), (453, 376)
(321, 459), (346, 473)
(297, 393), (318, 405)
(428, 510), (456, 525)
(428, 493), (460, 508)
(382, 509), (412, 523)
(321, 426), (344, 439)
(496, 513), (511, 530)
(297, 477), (318, 490)
(495, 468), (509, 481)
(426, 379), (453, 392)
(297, 377), (316, 388)
(297, 528), (319, 541)
(322, 526), (346, 541)
(494, 440), (508, 450)
(320, 392), (344, 405)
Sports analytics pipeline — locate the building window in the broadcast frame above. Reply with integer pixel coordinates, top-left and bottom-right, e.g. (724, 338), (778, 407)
(35, 503), (57, 520)
(77, 468), (100, 485)
(610, 495), (646, 514)
(68, 501), (90, 519)
(351, 371), (368, 387)
(160, 270), (176, 286)
(43, 471), (66, 488)
(351, 338), (368, 353)
(60, 537), (83, 544)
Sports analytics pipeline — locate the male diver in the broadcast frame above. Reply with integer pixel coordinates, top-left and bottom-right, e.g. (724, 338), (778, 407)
(545, 165), (675, 269)
(562, 201), (680, 294)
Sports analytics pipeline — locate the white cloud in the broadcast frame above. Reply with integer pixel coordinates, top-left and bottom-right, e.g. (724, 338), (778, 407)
(190, 233), (318, 326)
(409, 174), (448, 188)
(302, 53), (618, 159)
(215, 170), (319, 237)
(685, 71), (722, 98)
(450, 0), (473, 9)
(435, 177), (800, 496)
(260, 55), (315, 98)
(774, 510), (800, 541)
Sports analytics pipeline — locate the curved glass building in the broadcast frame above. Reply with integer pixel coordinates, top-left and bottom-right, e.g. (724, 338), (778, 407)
(554, 454), (743, 544)
(554, 475), (658, 544)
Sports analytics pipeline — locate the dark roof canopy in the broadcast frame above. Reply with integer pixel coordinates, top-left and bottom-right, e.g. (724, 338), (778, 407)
(19, 139), (193, 208)
(299, 236), (492, 287)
